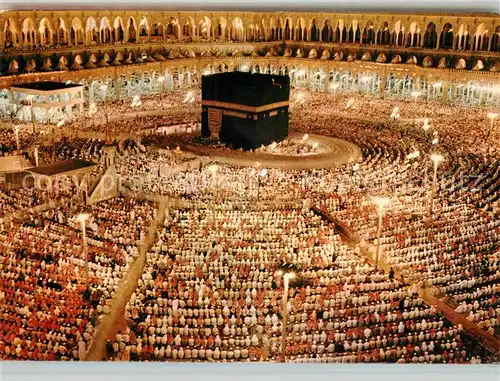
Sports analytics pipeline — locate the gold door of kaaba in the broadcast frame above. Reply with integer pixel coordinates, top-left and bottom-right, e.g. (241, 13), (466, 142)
(207, 108), (223, 134)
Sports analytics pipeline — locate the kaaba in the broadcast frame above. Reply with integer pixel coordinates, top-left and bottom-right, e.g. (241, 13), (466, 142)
(201, 72), (290, 150)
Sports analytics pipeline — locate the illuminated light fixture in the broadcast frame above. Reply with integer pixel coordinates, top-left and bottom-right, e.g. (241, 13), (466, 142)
(422, 118), (430, 131)
(411, 91), (422, 99)
(390, 106), (400, 119)
(131, 95), (142, 108)
(406, 151), (420, 160)
(373, 196), (390, 210)
(346, 98), (355, 109)
(430, 153), (444, 165)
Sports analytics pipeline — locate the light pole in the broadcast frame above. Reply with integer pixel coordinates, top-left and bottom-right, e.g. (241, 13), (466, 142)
(29, 98), (36, 133)
(277, 270), (295, 362)
(411, 90), (422, 103)
(345, 98), (355, 110)
(88, 103), (97, 127)
(78, 213), (90, 288)
(422, 118), (430, 136)
(429, 154), (444, 215)
(34, 146), (39, 167)
(207, 164), (218, 222)
(390, 106), (400, 129)
(411, 91), (422, 127)
(487, 112), (498, 138)
(14, 125), (20, 152)
(253, 161), (261, 198)
(257, 168), (267, 200)
(158, 76), (165, 103)
(373, 197), (390, 271)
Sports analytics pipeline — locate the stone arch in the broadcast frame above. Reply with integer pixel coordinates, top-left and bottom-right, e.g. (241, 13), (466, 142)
(166, 17), (180, 40)
(231, 17), (244, 42)
(377, 21), (390, 45)
(257, 18), (266, 41)
(254, 23), (264, 42)
(321, 19), (333, 42)
(309, 18), (319, 41)
(114, 17), (125, 42)
(347, 20), (361, 43)
(284, 17), (293, 40)
(335, 19), (346, 43)
(127, 16), (137, 42)
(472, 23), (488, 51)
(70, 17), (83, 45)
(267, 16), (281, 41)
(269, 17), (280, 41)
(392, 20), (404, 46)
(440, 23), (454, 49)
(199, 16), (211, 40)
(246, 24), (255, 42)
(216, 17), (227, 40)
(183, 17), (196, 41)
(456, 24), (470, 50)
(55, 18), (67, 45)
(138, 16), (149, 38)
(99, 17), (112, 43)
(3, 18), (19, 48)
(407, 21), (421, 47)
(492, 25), (500, 52)
(423, 22), (438, 48)
(296, 18), (306, 41)
(151, 22), (164, 39)
(38, 17), (52, 45)
(86, 17), (98, 44)
(362, 20), (375, 44)
(21, 18), (36, 47)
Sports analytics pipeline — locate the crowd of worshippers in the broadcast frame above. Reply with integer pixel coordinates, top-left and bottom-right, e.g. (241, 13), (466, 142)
(0, 196), (156, 360)
(0, 128), (41, 157)
(104, 204), (491, 363)
(67, 90), (200, 135)
(0, 87), (498, 362)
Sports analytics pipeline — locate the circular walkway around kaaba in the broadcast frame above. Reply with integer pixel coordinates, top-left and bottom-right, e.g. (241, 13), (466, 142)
(182, 132), (362, 170)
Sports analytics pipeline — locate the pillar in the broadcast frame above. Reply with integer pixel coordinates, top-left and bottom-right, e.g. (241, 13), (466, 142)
(442, 82), (449, 103)
(377, 75), (386, 94)
(115, 79), (121, 100)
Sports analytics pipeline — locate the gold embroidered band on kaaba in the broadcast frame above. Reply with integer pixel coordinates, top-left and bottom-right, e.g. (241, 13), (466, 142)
(202, 100), (289, 113)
